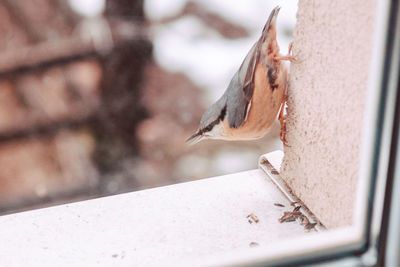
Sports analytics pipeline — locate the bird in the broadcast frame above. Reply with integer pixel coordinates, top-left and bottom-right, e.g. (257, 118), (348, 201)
(187, 6), (295, 145)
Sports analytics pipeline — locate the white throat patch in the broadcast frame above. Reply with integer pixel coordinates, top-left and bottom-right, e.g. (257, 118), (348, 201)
(244, 99), (252, 122)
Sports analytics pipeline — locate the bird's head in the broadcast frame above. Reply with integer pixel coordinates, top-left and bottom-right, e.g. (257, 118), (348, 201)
(186, 102), (227, 145)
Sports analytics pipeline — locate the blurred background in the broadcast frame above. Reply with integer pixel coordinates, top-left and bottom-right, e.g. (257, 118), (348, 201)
(0, 0), (297, 213)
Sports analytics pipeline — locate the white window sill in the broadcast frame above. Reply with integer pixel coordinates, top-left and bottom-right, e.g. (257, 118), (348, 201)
(0, 151), (359, 266)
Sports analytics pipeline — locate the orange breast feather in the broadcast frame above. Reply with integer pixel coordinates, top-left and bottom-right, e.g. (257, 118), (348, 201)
(223, 62), (287, 140)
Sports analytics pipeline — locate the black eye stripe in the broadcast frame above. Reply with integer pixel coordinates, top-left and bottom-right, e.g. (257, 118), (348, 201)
(201, 105), (227, 133)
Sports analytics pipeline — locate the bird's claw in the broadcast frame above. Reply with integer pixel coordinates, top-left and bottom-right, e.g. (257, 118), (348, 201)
(274, 55), (297, 63)
(274, 41), (296, 63)
(279, 115), (290, 147)
(278, 98), (290, 147)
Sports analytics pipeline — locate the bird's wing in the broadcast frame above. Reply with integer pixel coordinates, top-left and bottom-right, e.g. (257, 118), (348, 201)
(226, 43), (259, 128)
(238, 42), (259, 102)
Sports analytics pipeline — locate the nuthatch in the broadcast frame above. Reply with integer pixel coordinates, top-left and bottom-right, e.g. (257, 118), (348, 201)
(187, 6), (295, 145)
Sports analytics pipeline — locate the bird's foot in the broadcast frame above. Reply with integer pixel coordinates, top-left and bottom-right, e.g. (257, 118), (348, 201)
(279, 115), (289, 146)
(288, 40), (294, 55)
(274, 55), (296, 62)
(274, 41), (296, 63)
(278, 100), (290, 147)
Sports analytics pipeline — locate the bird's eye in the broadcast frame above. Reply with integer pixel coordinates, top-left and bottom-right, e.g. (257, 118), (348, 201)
(204, 125), (213, 132)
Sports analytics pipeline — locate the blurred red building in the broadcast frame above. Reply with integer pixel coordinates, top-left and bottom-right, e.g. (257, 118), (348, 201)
(0, 0), (152, 211)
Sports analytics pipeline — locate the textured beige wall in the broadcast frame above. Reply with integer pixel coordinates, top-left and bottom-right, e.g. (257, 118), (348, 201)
(281, 0), (377, 228)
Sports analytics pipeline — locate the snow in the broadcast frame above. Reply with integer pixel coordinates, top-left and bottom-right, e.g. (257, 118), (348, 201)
(151, 16), (254, 103)
(144, 0), (187, 21)
(68, 0), (105, 17)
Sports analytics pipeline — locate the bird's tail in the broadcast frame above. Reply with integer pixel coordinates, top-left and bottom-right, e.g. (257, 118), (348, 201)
(261, 6), (280, 41)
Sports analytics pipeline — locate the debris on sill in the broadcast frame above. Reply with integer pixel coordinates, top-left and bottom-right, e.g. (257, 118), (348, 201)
(249, 242), (259, 247)
(278, 204), (318, 232)
(259, 152), (326, 232)
(247, 213), (259, 224)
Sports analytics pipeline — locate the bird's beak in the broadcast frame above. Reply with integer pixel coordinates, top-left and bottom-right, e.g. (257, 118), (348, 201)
(186, 131), (205, 145)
